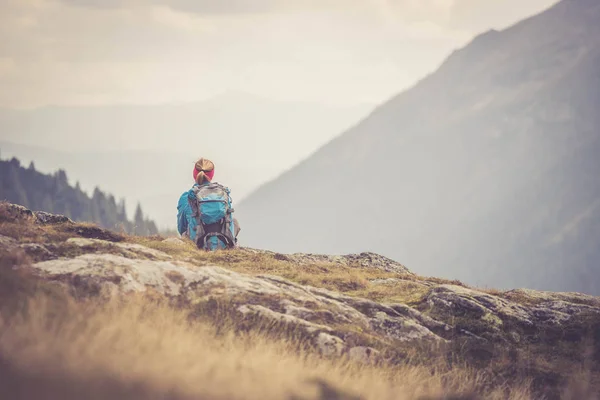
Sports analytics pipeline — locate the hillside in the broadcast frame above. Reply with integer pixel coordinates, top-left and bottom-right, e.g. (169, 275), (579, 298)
(0, 157), (157, 235)
(0, 142), (204, 230)
(1, 202), (599, 399)
(237, 0), (600, 295)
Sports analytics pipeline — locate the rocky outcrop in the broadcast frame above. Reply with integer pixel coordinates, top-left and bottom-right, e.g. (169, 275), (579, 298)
(11, 230), (600, 361)
(246, 248), (412, 275)
(2, 203), (600, 397)
(0, 203), (73, 225)
(424, 284), (600, 339)
(29, 238), (443, 357)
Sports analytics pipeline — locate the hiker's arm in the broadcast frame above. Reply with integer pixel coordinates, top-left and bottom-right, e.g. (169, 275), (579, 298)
(177, 210), (187, 235)
(229, 189), (240, 237)
(177, 195), (188, 235)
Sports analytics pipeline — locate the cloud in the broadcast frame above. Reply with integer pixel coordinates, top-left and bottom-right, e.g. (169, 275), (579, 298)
(163, 0), (282, 14)
(59, 0), (129, 9)
(447, 0), (559, 31)
(49, 0), (559, 28)
(0, 0), (557, 108)
(45, 0), (493, 21)
(55, 0), (298, 14)
(0, 57), (17, 78)
(1, 0), (216, 63)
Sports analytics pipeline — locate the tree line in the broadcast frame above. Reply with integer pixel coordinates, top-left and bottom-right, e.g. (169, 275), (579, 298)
(0, 157), (158, 236)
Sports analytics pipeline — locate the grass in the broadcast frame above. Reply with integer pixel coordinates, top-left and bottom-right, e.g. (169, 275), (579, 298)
(0, 277), (533, 400)
(133, 236), (437, 305)
(1, 203), (599, 399)
(0, 200), (454, 306)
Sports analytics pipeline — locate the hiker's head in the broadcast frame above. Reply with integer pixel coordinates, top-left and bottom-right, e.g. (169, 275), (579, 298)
(193, 158), (215, 184)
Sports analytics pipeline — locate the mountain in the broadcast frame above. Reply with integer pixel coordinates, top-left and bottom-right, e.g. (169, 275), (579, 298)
(0, 157), (158, 235)
(2, 202), (600, 399)
(0, 93), (372, 230)
(237, 0), (600, 295)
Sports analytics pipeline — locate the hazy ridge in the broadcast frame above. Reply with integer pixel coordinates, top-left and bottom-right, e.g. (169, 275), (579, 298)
(238, 0), (600, 295)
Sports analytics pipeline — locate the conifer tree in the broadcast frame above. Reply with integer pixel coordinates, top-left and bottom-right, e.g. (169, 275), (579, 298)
(0, 157), (159, 236)
(134, 203), (146, 236)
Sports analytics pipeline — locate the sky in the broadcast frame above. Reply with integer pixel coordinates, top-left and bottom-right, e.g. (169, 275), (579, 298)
(1, 0), (558, 109)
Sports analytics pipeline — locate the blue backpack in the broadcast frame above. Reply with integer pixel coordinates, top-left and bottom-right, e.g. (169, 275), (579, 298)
(188, 183), (237, 251)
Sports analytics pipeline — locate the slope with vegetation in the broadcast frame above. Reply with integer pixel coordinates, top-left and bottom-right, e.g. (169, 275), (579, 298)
(238, 0), (600, 295)
(0, 157), (158, 235)
(1, 202), (599, 399)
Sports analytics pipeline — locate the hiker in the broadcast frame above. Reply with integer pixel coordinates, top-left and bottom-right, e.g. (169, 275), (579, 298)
(177, 158), (240, 250)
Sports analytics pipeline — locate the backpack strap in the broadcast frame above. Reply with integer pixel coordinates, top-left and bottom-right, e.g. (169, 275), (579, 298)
(203, 232), (233, 249)
(220, 212), (236, 247)
(208, 183), (236, 248)
(187, 186), (205, 245)
(222, 186), (237, 247)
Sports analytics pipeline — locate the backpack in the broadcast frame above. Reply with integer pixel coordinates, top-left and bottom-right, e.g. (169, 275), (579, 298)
(188, 182), (237, 251)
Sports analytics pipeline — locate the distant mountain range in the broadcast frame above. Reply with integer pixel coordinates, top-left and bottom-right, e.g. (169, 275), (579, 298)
(0, 93), (373, 229)
(238, 0), (600, 295)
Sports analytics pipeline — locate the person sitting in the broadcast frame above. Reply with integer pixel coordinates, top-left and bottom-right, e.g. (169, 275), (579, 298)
(177, 158), (240, 250)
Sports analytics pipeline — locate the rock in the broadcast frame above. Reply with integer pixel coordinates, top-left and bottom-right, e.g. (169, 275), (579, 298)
(32, 253), (288, 299)
(423, 284), (600, 344)
(388, 303), (451, 335)
(281, 301), (319, 320)
(66, 238), (173, 261)
(509, 331), (521, 343)
(27, 240), (450, 350)
(248, 249), (412, 275)
(426, 285), (533, 328)
(259, 275), (371, 327)
(19, 243), (56, 261)
(529, 300), (600, 325)
(370, 278), (402, 285)
(370, 311), (446, 343)
(19, 238), (600, 348)
(0, 203), (73, 225)
(370, 278), (434, 289)
(33, 211), (72, 225)
(504, 288), (600, 307)
(316, 333), (344, 357)
(3, 202), (600, 399)
(281, 301), (337, 323)
(342, 252), (412, 274)
(33, 254), (190, 295)
(0, 236), (56, 263)
(0, 203), (36, 223)
(0, 235), (18, 249)
(4, 204), (600, 390)
(238, 305), (343, 355)
(237, 304), (332, 334)
(65, 238), (97, 247)
(347, 346), (380, 364)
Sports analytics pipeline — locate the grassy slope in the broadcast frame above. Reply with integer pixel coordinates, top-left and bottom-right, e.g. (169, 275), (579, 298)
(0, 204), (596, 399)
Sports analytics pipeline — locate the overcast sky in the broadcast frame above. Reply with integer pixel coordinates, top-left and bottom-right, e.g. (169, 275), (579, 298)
(2, 0), (558, 109)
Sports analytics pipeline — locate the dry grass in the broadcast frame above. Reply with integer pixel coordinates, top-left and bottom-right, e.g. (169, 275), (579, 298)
(1, 206), (597, 399)
(0, 218), (70, 244)
(352, 280), (432, 306)
(0, 210), (426, 305)
(0, 200), (455, 306)
(133, 237), (434, 304)
(0, 289), (533, 400)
